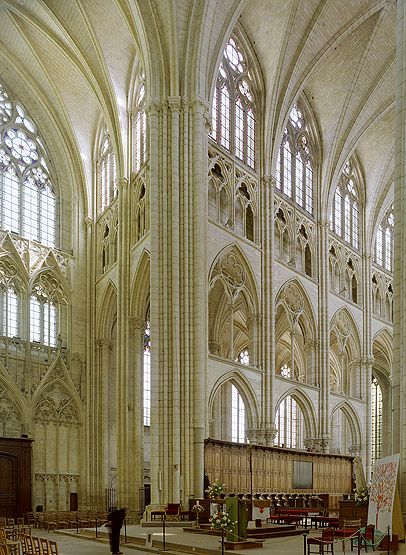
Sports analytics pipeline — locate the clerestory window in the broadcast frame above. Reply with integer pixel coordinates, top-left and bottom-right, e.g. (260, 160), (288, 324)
(375, 207), (394, 272)
(211, 37), (256, 169)
(330, 161), (360, 249)
(275, 105), (314, 215)
(0, 82), (56, 246)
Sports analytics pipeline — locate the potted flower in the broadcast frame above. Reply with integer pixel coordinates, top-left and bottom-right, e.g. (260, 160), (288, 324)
(209, 507), (236, 555)
(192, 502), (204, 528)
(205, 480), (224, 500)
(354, 485), (370, 506)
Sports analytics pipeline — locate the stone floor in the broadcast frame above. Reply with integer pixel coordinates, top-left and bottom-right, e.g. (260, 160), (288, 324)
(31, 525), (406, 555)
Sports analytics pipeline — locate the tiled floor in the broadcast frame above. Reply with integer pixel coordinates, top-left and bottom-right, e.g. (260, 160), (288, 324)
(32, 525), (406, 555)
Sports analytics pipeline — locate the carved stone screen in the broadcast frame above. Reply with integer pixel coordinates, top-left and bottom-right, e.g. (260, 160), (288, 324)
(293, 460), (313, 488)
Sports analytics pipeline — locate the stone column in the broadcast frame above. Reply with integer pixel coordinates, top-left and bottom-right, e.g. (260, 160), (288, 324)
(128, 316), (147, 510)
(148, 96), (208, 508)
(317, 221), (331, 452)
(393, 0), (406, 507)
(247, 313), (261, 367)
(361, 251), (373, 479)
(261, 176), (277, 445)
(304, 339), (318, 386)
(116, 177), (131, 508)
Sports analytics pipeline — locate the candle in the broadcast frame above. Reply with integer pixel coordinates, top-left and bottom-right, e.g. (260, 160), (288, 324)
(196, 500), (200, 505)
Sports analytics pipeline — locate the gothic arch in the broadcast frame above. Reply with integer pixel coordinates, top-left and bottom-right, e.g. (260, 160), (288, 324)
(275, 280), (316, 383)
(97, 280), (118, 340)
(130, 250), (150, 320)
(208, 370), (260, 432)
(0, 375), (27, 437)
(330, 308), (361, 396)
(274, 387), (317, 440)
(208, 244), (260, 363)
(275, 279), (316, 337)
(330, 401), (362, 453)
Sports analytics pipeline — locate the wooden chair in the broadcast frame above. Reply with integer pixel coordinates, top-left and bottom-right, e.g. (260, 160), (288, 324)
(0, 519), (6, 528)
(49, 540), (58, 555)
(164, 503), (181, 521)
(32, 536), (41, 555)
(359, 524), (375, 552)
(40, 538), (50, 555)
(16, 518), (24, 528)
(335, 519), (362, 553)
(22, 535), (34, 555)
(307, 528), (334, 554)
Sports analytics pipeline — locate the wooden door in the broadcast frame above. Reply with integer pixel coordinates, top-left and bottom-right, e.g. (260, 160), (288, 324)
(0, 455), (16, 517)
(69, 493), (78, 511)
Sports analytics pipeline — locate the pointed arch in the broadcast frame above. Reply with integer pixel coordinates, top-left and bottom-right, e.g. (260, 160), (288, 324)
(275, 278), (316, 338)
(208, 370), (260, 432)
(330, 307), (361, 357)
(330, 401), (362, 450)
(97, 279), (118, 340)
(208, 244), (259, 363)
(130, 250), (150, 319)
(274, 387), (317, 440)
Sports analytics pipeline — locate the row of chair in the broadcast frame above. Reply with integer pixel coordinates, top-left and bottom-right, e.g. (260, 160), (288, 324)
(35, 511), (107, 531)
(0, 529), (58, 555)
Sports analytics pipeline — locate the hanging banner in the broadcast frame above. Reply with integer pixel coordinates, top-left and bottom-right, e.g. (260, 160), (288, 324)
(367, 453), (399, 535)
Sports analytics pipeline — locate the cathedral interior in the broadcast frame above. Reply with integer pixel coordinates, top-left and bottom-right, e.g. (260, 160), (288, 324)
(0, 0), (406, 519)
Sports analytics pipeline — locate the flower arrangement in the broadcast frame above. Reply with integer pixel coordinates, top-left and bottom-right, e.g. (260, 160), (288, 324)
(209, 507), (236, 533)
(354, 485), (370, 506)
(205, 480), (224, 499)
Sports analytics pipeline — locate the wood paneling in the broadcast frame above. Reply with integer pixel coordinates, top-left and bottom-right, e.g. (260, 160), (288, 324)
(0, 437), (33, 518)
(205, 439), (353, 495)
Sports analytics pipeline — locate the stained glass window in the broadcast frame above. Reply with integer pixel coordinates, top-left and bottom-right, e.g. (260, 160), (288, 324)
(275, 395), (303, 448)
(231, 384), (246, 442)
(211, 37), (256, 169)
(0, 82), (56, 246)
(276, 105), (314, 214)
(330, 161), (360, 249)
(375, 207), (394, 272)
(98, 134), (117, 212)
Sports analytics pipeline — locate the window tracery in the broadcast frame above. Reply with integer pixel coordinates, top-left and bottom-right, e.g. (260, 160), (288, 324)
(0, 82), (56, 247)
(211, 37), (256, 169)
(98, 133), (117, 213)
(374, 206), (394, 272)
(330, 160), (360, 249)
(133, 73), (147, 173)
(30, 273), (66, 348)
(275, 395), (303, 448)
(276, 104), (314, 215)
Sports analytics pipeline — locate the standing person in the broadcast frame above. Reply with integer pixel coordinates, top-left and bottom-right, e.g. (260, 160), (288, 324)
(106, 507), (126, 554)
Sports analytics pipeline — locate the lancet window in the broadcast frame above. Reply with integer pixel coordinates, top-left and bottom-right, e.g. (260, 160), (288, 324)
(143, 320), (151, 426)
(375, 207), (394, 272)
(231, 384), (246, 442)
(0, 82), (56, 247)
(211, 37), (256, 169)
(29, 274), (65, 348)
(371, 376), (382, 462)
(275, 105), (314, 214)
(98, 133), (117, 213)
(134, 73), (147, 173)
(275, 395), (303, 448)
(330, 161), (360, 249)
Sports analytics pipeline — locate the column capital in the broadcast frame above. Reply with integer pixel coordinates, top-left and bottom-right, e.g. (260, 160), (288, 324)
(128, 316), (146, 336)
(318, 220), (330, 230)
(168, 96), (182, 113)
(95, 338), (113, 350)
(84, 216), (93, 228)
(117, 177), (128, 191)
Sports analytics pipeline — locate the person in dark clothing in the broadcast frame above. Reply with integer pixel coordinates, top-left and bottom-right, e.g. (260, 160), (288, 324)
(106, 507), (126, 554)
